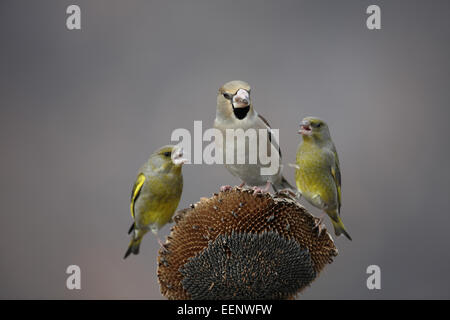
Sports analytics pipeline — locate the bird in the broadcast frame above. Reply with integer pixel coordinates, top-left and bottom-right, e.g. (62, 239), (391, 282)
(293, 117), (352, 240)
(213, 80), (294, 193)
(124, 145), (187, 259)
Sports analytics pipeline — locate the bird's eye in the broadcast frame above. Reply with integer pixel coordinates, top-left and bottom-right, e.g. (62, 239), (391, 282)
(163, 151), (171, 157)
(223, 93), (232, 100)
(317, 123), (322, 128)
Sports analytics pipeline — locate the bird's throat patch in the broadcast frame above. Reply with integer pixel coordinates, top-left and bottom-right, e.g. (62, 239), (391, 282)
(233, 106), (250, 120)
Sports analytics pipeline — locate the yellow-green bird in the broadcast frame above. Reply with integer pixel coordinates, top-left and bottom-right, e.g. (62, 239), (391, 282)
(294, 117), (352, 240)
(124, 145), (187, 259)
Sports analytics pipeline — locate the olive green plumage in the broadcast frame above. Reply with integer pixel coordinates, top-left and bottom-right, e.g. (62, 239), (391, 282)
(295, 117), (351, 240)
(124, 145), (187, 259)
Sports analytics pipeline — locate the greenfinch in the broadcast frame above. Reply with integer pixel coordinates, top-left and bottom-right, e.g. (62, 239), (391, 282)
(294, 117), (351, 240)
(213, 80), (294, 193)
(124, 145), (187, 259)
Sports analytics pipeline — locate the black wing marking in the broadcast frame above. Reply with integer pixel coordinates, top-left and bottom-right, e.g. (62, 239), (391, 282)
(258, 114), (282, 159)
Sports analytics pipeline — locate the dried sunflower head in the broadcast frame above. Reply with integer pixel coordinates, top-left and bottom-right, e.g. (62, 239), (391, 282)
(158, 188), (338, 300)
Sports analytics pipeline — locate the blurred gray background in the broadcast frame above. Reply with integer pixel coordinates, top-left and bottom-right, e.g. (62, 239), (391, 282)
(1, 0), (449, 299)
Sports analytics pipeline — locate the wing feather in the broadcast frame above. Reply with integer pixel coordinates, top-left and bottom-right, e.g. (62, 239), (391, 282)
(130, 173), (145, 219)
(330, 149), (342, 214)
(258, 114), (282, 159)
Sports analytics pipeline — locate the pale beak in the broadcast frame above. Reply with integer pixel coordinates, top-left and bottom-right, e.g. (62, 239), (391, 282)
(232, 89), (250, 109)
(298, 120), (312, 136)
(171, 146), (188, 165)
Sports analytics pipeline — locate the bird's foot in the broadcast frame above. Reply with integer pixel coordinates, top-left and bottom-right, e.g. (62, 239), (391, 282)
(220, 185), (233, 192)
(277, 189), (298, 199)
(262, 181), (272, 193)
(314, 222), (325, 236)
(313, 215), (326, 236)
(157, 237), (168, 253)
(252, 181), (271, 194)
(252, 186), (263, 194)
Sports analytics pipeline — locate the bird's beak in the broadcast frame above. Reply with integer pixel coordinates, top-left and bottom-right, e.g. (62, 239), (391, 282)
(298, 120), (312, 136)
(171, 146), (188, 166)
(232, 89), (250, 109)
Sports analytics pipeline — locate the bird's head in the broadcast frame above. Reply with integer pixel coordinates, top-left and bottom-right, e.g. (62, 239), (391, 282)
(217, 80), (253, 121)
(151, 145), (188, 172)
(298, 117), (331, 141)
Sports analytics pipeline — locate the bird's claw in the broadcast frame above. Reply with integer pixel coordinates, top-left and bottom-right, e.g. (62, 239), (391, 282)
(158, 238), (169, 253)
(220, 185), (233, 192)
(253, 181), (272, 194)
(277, 189), (298, 199)
(312, 217), (325, 236)
(252, 186), (263, 194)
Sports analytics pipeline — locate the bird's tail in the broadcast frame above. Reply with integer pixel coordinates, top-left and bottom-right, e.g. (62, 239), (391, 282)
(272, 176), (296, 193)
(124, 226), (145, 259)
(329, 212), (352, 241)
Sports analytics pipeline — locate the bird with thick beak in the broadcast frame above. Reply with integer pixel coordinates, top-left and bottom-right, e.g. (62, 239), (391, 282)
(214, 80), (294, 193)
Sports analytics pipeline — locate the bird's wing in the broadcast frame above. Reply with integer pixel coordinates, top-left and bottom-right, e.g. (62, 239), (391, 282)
(330, 149), (342, 214)
(130, 173), (146, 219)
(257, 114), (282, 158)
(257, 113), (271, 128)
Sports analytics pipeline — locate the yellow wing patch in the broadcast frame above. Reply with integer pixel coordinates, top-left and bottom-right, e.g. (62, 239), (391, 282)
(130, 173), (145, 219)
